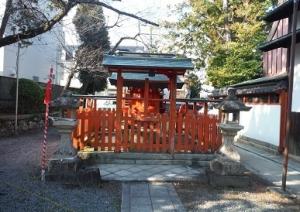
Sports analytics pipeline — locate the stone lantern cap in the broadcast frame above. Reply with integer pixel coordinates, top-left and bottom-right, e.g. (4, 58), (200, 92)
(216, 88), (251, 113)
(50, 91), (80, 109)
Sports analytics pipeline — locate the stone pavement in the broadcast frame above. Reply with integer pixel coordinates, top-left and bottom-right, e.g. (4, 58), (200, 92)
(97, 164), (205, 211)
(98, 164), (206, 182)
(235, 142), (300, 198)
(121, 182), (186, 212)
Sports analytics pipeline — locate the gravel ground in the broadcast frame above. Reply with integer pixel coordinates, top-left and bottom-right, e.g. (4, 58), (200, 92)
(0, 128), (121, 212)
(174, 181), (300, 212)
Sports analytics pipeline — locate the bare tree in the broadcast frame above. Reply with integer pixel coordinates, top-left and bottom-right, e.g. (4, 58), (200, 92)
(58, 31), (151, 95)
(0, 0), (159, 47)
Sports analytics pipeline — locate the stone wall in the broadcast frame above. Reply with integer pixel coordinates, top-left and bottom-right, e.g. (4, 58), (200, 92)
(0, 114), (44, 136)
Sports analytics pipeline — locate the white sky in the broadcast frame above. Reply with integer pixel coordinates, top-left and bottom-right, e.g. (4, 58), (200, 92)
(63, 0), (186, 47)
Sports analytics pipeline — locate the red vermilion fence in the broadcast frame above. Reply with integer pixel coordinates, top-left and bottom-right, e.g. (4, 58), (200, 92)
(72, 108), (221, 153)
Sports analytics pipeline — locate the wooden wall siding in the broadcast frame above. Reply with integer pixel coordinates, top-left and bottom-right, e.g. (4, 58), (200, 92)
(263, 18), (289, 76)
(72, 109), (221, 153)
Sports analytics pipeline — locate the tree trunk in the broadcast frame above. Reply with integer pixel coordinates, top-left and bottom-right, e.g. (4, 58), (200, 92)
(0, 0), (13, 38)
(60, 70), (75, 96)
(223, 0), (231, 42)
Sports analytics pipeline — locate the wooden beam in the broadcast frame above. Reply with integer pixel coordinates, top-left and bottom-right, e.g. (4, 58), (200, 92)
(115, 70), (123, 152)
(144, 78), (149, 116)
(107, 67), (186, 75)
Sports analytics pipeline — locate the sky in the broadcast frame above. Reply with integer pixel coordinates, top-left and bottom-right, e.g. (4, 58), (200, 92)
(63, 0), (186, 47)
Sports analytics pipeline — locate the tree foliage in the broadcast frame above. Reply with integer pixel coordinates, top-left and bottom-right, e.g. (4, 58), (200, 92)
(10, 78), (44, 114)
(73, 4), (110, 94)
(166, 0), (272, 88)
(186, 72), (201, 98)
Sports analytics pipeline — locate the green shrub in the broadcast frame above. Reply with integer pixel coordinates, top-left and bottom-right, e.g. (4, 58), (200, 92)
(10, 78), (44, 114)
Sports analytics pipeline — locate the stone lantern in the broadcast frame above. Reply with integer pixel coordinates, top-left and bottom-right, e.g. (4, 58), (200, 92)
(47, 92), (80, 177)
(215, 88), (251, 161)
(208, 88), (252, 187)
(51, 91), (80, 119)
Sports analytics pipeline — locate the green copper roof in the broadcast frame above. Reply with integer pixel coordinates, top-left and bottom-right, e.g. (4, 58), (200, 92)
(103, 54), (193, 70)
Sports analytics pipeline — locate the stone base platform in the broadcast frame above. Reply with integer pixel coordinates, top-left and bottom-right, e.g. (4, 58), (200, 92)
(78, 152), (216, 167)
(208, 155), (252, 188)
(207, 170), (251, 188)
(46, 157), (101, 185)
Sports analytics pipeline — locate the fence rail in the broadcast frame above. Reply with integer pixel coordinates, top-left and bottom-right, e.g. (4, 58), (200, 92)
(72, 108), (221, 153)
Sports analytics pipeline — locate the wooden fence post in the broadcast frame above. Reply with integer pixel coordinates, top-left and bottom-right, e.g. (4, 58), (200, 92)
(115, 70), (123, 152)
(169, 74), (177, 156)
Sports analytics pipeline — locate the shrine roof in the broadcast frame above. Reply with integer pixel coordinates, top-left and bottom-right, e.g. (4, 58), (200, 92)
(103, 53), (193, 73)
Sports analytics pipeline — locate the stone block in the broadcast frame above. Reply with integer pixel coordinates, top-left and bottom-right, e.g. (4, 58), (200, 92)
(77, 167), (101, 185)
(48, 156), (80, 174)
(46, 156), (101, 184)
(208, 171), (251, 188)
(210, 156), (242, 175)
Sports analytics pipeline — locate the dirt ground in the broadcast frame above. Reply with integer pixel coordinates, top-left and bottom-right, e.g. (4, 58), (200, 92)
(1, 128), (300, 212)
(175, 181), (300, 212)
(0, 128), (121, 212)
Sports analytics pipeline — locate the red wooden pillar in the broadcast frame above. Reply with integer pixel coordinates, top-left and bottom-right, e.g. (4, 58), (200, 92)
(169, 74), (177, 155)
(144, 78), (149, 116)
(115, 70), (123, 152)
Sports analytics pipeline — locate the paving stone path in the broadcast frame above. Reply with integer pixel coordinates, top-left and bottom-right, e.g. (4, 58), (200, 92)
(98, 164), (206, 182)
(121, 182), (186, 212)
(98, 164), (197, 211)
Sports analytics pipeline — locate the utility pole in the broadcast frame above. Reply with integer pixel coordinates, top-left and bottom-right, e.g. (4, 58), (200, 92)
(15, 41), (21, 134)
(282, 0), (299, 191)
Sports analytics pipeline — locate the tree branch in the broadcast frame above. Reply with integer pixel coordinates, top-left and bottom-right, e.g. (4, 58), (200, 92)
(0, 0), (13, 38)
(109, 33), (149, 54)
(0, 1), (76, 47)
(76, 0), (159, 27)
(105, 14), (121, 29)
(0, 0), (159, 47)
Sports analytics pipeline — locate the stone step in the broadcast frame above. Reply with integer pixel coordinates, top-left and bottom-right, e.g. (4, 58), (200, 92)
(78, 152), (215, 167)
(101, 159), (210, 166)
(79, 151), (215, 160)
